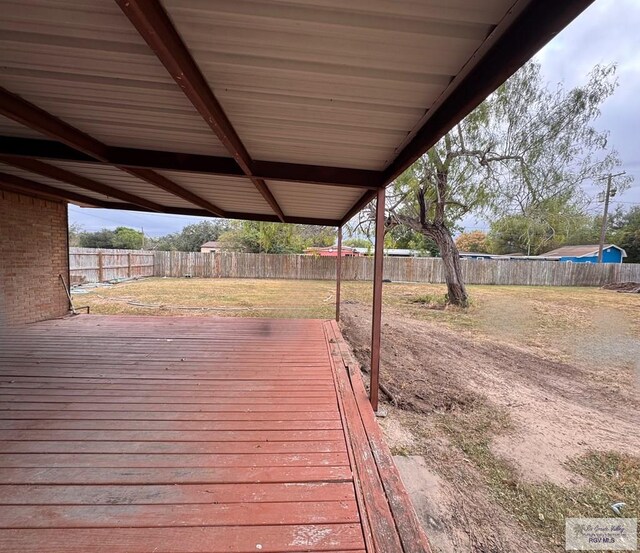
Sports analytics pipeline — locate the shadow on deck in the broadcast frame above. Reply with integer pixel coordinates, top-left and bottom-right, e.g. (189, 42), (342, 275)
(0, 315), (430, 553)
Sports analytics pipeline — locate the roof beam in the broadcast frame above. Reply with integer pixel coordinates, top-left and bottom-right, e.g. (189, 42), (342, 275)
(121, 166), (225, 217)
(0, 89), (108, 160)
(0, 87), (226, 217)
(0, 171), (108, 207)
(117, 0), (286, 221)
(0, 155), (165, 212)
(383, 0), (595, 184)
(87, 202), (340, 226)
(340, 189), (377, 226)
(251, 160), (381, 190)
(0, 136), (381, 189)
(0, 168), (341, 225)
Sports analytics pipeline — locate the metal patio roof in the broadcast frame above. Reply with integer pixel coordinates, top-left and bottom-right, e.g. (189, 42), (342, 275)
(0, 0), (593, 226)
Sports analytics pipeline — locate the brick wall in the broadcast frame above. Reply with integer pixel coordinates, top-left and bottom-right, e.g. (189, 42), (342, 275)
(0, 190), (70, 326)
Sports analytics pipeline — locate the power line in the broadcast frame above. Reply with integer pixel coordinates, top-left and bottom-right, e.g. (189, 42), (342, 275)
(68, 208), (125, 226)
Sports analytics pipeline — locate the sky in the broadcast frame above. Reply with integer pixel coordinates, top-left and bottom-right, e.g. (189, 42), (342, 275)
(69, 0), (640, 237)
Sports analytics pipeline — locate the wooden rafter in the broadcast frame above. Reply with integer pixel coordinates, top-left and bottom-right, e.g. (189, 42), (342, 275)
(0, 156), (164, 213)
(116, 0), (286, 221)
(0, 171), (107, 207)
(0, 136), (381, 189)
(0, 87), (226, 217)
(383, 0), (595, 184)
(0, 166), (342, 224)
(340, 189), (377, 226)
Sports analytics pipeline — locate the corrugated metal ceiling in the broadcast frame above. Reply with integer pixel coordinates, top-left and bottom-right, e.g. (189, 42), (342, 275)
(0, 162), (126, 204)
(157, 170), (274, 215)
(268, 180), (364, 220)
(0, 0), (587, 225)
(49, 162), (198, 209)
(0, 0), (227, 156)
(164, 0), (503, 170)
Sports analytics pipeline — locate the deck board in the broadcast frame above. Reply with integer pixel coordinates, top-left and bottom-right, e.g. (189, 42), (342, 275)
(0, 315), (430, 552)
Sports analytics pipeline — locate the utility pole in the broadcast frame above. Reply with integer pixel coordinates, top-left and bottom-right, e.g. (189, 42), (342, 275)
(141, 227), (145, 250)
(597, 172), (625, 263)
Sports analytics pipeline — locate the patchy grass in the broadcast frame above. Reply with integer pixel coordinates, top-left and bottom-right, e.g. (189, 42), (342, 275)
(76, 278), (640, 368)
(407, 292), (449, 310)
(74, 278), (340, 319)
(433, 402), (639, 549)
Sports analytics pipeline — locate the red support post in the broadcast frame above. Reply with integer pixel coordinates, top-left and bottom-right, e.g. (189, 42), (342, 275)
(370, 187), (385, 411)
(336, 226), (342, 322)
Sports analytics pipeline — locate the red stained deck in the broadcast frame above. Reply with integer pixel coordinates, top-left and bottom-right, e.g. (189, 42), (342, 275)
(0, 316), (429, 553)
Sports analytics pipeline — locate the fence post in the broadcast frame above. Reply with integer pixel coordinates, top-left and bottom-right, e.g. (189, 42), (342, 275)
(68, 248), (640, 286)
(98, 252), (104, 282)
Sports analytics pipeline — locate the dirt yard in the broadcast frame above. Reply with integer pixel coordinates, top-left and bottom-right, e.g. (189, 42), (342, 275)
(75, 278), (640, 552)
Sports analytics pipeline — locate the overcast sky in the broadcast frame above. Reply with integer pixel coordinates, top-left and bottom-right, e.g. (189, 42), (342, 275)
(69, 0), (640, 237)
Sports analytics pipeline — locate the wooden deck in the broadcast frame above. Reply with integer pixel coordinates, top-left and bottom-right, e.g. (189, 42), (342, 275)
(0, 315), (429, 553)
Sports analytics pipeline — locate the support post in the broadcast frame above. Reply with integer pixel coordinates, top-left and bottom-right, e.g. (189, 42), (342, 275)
(370, 187), (386, 411)
(127, 253), (132, 278)
(598, 174), (612, 263)
(597, 171), (625, 263)
(336, 226), (342, 322)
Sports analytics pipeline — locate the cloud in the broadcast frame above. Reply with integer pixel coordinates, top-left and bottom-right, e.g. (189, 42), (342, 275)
(536, 0), (640, 206)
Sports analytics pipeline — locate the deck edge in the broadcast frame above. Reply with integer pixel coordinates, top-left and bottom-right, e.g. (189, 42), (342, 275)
(325, 320), (433, 553)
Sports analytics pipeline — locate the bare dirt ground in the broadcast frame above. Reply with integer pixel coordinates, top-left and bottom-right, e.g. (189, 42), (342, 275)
(341, 299), (639, 552)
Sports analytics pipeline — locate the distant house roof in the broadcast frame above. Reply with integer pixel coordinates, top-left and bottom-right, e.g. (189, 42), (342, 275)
(305, 246), (362, 256)
(353, 247), (425, 257)
(201, 241), (222, 249)
(459, 252), (494, 258)
(306, 245), (358, 252)
(541, 244), (627, 258)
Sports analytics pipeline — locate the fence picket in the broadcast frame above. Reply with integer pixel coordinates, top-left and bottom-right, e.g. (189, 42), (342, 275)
(69, 248), (640, 286)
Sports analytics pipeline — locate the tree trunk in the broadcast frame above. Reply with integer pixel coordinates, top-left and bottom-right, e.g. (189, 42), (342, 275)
(426, 224), (469, 307)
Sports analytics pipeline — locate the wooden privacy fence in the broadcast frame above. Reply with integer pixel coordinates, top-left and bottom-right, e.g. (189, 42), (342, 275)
(152, 251), (640, 287)
(69, 249), (640, 286)
(69, 247), (155, 284)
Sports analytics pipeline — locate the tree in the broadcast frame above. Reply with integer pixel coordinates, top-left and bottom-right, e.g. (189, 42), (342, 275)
(611, 206), (640, 263)
(218, 222), (334, 253)
(383, 61), (626, 306)
(455, 231), (489, 253)
(77, 227), (144, 249)
(343, 237), (372, 249)
(68, 223), (83, 247)
(78, 229), (116, 249)
(149, 220), (230, 251)
(488, 200), (597, 255)
(112, 227), (144, 249)
(386, 225), (438, 256)
(296, 225), (335, 248)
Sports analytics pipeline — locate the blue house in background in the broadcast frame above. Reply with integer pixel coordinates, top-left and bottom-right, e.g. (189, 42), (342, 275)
(541, 244), (627, 264)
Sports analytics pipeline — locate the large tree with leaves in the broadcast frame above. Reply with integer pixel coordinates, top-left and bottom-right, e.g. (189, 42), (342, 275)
(488, 199), (597, 255)
(611, 206), (640, 263)
(383, 61), (627, 306)
(218, 221), (334, 253)
(78, 226), (144, 250)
